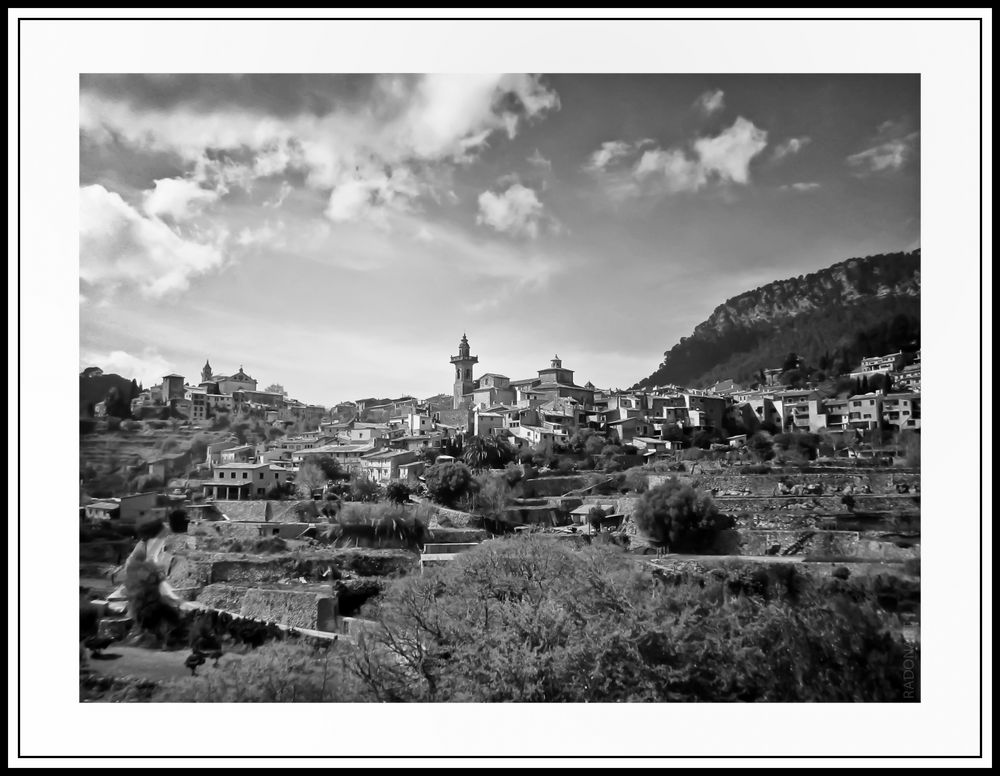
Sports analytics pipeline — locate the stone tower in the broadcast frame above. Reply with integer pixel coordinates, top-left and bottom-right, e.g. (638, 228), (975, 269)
(201, 358), (213, 383)
(450, 333), (479, 409)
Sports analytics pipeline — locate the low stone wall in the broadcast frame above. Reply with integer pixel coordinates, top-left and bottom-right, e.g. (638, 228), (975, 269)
(713, 494), (919, 515)
(740, 530), (862, 557)
(428, 527), (489, 543)
(424, 503), (478, 528)
(207, 549), (418, 586)
(646, 470), (921, 497)
(522, 475), (587, 497)
(196, 582), (248, 612)
(240, 588), (338, 632)
(499, 505), (566, 526)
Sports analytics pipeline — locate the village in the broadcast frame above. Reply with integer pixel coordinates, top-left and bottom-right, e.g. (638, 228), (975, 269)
(78, 334), (921, 700)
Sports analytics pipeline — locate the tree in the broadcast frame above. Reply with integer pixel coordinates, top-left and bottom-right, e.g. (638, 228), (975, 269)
(352, 536), (915, 702)
(632, 477), (733, 552)
(773, 432), (821, 462)
(349, 475), (381, 503)
(587, 506), (606, 534)
(264, 383), (286, 396)
(295, 460), (327, 499)
(385, 481), (412, 505)
(749, 431), (775, 462)
(473, 472), (510, 519)
(424, 461), (475, 508)
(104, 386), (132, 419)
(462, 436), (493, 470)
(314, 455), (349, 482)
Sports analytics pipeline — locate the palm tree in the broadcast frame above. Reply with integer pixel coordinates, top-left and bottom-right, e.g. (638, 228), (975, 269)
(463, 436), (494, 470)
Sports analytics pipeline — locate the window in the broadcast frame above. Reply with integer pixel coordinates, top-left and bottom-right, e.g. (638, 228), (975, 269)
(218, 472), (224, 479)
(243, 472), (248, 479)
(259, 473), (264, 479)
(231, 472), (236, 479)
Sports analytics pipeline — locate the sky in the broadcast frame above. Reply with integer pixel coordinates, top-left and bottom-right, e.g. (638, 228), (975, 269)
(79, 74), (920, 405)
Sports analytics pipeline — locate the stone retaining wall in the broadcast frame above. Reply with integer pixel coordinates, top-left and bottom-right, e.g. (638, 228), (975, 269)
(647, 471), (920, 496)
(240, 588), (338, 631)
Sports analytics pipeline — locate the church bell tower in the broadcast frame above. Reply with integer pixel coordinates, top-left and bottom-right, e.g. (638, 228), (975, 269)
(450, 333), (479, 409)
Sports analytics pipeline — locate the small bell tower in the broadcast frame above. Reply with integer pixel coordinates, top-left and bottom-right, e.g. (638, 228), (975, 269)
(450, 333), (479, 409)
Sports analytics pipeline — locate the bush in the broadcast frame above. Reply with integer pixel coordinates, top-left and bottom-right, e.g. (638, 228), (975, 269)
(353, 536), (916, 702)
(623, 467), (649, 494)
(385, 481), (412, 504)
(632, 477), (733, 552)
(155, 641), (363, 702)
(424, 461), (475, 508)
(749, 431), (775, 462)
(349, 475), (381, 503)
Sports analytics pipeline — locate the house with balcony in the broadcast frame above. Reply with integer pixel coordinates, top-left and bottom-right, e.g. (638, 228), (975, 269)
(880, 392), (921, 431)
(847, 393), (884, 430)
(850, 351), (905, 379)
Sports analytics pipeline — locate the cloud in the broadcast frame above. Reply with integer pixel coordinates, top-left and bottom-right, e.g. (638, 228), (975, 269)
(846, 132), (919, 175)
(80, 74), (561, 227)
(476, 184), (548, 239)
(324, 165), (422, 226)
(79, 346), (172, 385)
(780, 182), (822, 192)
(80, 184), (226, 298)
(634, 148), (707, 192)
(692, 117), (769, 184)
(585, 141), (634, 172)
(772, 136), (811, 162)
(263, 181), (292, 209)
(527, 149), (552, 171)
(693, 89), (725, 116)
(593, 117), (768, 199)
(142, 177), (219, 221)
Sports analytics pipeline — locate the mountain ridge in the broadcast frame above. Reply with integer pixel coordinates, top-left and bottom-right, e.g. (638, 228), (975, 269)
(634, 250), (921, 389)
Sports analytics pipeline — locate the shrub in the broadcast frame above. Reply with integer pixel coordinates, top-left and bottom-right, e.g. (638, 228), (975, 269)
(749, 431), (775, 462)
(424, 461), (475, 508)
(353, 536), (916, 702)
(632, 477), (734, 552)
(155, 641), (364, 702)
(349, 475), (381, 503)
(624, 467), (649, 494)
(385, 481), (412, 505)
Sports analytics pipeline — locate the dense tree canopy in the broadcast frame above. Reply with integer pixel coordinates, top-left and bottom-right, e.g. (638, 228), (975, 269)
(632, 477), (734, 552)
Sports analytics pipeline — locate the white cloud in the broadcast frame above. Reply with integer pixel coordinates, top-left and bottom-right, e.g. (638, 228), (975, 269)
(324, 165), (422, 226)
(527, 149), (552, 171)
(585, 141), (634, 172)
(634, 148), (707, 193)
(846, 132), (919, 175)
(80, 184), (226, 298)
(264, 181), (293, 209)
(772, 136), (812, 161)
(476, 184), (547, 239)
(236, 222), (282, 247)
(780, 182), (822, 192)
(142, 177), (219, 221)
(693, 117), (768, 185)
(79, 347), (172, 385)
(596, 116), (768, 199)
(693, 89), (725, 116)
(80, 74), (561, 226)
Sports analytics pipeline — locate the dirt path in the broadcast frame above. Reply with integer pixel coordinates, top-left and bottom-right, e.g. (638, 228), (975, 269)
(84, 645), (241, 683)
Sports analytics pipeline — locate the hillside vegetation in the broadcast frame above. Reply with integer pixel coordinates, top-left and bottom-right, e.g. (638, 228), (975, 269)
(635, 251), (920, 389)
